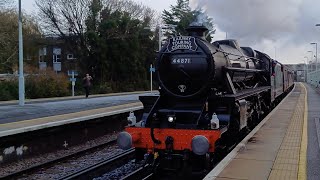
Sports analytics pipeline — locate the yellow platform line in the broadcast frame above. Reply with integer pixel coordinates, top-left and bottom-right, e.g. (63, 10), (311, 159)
(268, 83), (305, 180)
(298, 83), (308, 180)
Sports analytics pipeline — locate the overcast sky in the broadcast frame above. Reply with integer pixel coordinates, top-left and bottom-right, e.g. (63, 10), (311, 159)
(21, 0), (320, 64)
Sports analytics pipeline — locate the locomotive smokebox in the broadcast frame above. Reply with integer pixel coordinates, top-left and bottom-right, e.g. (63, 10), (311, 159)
(186, 22), (208, 39)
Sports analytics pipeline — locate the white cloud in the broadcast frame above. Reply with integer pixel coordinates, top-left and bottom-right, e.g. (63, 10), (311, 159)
(190, 0), (320, 64)
(23, 0), (320, 64)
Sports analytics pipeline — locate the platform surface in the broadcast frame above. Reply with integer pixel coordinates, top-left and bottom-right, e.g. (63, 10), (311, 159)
(0, 91), (158, 137)
(0, 91), (155, 124)
(205, 83), (320, 180)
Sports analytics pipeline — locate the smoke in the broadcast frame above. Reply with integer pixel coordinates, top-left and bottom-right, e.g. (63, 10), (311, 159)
(190, 10), (215, 33)
(189, 0), (320, 64)
(193, 11), (208, 26)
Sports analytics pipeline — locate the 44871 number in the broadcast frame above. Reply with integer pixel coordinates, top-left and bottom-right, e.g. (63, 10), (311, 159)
(171, 58), (192, 64)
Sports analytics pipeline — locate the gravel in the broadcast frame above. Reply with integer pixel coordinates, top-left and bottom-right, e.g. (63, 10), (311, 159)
(0, 132), (120, 179)
(19, 145), (123, 180)
(95, 159), (145, 180)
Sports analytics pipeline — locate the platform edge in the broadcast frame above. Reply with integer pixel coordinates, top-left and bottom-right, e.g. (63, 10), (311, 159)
(203, 83), (297, 180)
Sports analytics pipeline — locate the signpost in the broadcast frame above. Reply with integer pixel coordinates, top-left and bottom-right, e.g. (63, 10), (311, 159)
(68, 70), (77, 96)
(150, 64), (155, 92)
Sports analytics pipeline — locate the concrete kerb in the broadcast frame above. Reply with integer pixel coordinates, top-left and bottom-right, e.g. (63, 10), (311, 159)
(203, 83), (297, 180)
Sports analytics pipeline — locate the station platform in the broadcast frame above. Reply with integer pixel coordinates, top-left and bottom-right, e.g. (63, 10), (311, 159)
(0, 91), (158, 138)
(204, 83), (320, 180)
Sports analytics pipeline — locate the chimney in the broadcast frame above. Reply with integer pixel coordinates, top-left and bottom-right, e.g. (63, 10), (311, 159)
(186, 22), (208, 39)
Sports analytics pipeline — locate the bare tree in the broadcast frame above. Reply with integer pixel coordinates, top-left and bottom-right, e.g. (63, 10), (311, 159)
(0, 9), (42, 73)
(0, 0), (12, 9)
(103, 0), (157, 25)
(36, 0), (89, 36)
(36, 0), (91, 61)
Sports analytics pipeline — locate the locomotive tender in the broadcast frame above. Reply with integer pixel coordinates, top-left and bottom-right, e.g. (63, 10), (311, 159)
(117, 23), (294, 170)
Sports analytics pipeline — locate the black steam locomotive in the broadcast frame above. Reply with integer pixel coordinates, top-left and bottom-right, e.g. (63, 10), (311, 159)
(117, 23), (294, 172)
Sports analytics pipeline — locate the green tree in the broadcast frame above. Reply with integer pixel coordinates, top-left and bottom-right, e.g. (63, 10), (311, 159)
(162, 0), (215, 41)
(85, 0), (157, 91)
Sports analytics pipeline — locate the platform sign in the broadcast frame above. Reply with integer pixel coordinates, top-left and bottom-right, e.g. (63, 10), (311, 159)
(68, 70), (78, 76)
(150, 67), (155, 72)
(69, 70), (77, 97)
(69, 78), (77, 82)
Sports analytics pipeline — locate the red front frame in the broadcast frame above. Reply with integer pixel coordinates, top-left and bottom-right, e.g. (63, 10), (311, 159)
(125, 127), (221, 152)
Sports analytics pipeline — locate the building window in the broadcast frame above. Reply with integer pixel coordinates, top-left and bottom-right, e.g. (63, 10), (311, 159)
(39, 47), (47, 56)
(67, 54), (74, 60)
(53, 47), (61, 55)
(39, 55), (45, 62)
(39, 47), (47, 62)
(53, 47), (62, 63)
(52, 47), (62, 71)
(53, 54), (61, 63)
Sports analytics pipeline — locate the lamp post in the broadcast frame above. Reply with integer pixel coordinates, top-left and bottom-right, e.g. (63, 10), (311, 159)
(311, 42), (318, 71)
(158, 26), (163, 51)
(18, 0), (25, 106)
(304, 56), (308, 82)
(307, 50), (313, 72)
(310, 43), (318, 71)
(316, 24), (320, 71)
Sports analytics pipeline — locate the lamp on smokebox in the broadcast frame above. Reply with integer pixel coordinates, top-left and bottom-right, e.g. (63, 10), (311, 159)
(167, 115), (176, 123)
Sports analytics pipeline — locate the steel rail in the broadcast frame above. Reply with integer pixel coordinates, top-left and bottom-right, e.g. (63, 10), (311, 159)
(59, 148), (135, 180)
(1, 139), (117, 179)
(121, 164), (153, 180)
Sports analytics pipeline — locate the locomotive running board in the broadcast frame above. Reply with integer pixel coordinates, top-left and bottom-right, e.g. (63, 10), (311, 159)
(221, 86), (271, 101)
(224, 67), (265, 73)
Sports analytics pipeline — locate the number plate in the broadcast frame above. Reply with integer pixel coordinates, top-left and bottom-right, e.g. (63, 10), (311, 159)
(171, 58), (192, 64)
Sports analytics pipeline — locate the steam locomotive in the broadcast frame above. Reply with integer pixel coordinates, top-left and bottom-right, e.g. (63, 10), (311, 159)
(117, 23), (294, 172)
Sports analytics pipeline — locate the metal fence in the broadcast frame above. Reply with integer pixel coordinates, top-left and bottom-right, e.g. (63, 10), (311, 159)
(307, 70), (320, 87)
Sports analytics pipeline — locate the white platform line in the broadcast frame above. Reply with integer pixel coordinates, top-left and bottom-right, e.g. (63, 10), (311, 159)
(203, 84), (296, 180)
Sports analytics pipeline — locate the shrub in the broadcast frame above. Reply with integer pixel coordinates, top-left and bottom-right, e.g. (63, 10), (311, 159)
(25, 69), (69, 99)
(0, 80), (18, 101)
(93, 82), (113, 94)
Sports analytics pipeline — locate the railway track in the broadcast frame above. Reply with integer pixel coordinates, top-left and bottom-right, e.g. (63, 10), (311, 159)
(59, 148), (135, 180)
(1, 139), (117, 179)
(121, 164), (153, 180)
(1, 102), (278, 180)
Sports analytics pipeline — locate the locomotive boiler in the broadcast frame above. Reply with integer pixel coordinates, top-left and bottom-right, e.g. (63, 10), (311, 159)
(117, 23), (293, 172)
